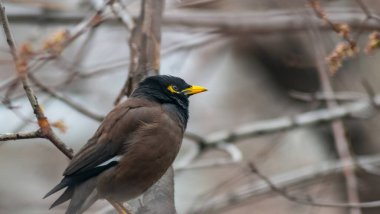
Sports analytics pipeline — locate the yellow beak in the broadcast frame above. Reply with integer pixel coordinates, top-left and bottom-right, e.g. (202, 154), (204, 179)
(182, 85), (207, 96)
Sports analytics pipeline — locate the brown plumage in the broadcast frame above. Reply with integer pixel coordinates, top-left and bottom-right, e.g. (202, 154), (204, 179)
(44, 75), (207, 214)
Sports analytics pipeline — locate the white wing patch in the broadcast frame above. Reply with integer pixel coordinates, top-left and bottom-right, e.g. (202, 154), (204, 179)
(97, 155), (123, 167)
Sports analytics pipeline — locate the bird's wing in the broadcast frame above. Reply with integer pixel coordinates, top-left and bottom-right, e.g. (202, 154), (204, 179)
(44, 99), (162, 200)
(63, 98), (161, 176)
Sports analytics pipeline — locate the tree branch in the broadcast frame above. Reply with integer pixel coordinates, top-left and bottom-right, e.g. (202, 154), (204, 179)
(190, 155), (380, 213)
(312, 20), (361, 214)
(248, 162), (380, 209)
(0, 0), (73, 158)
(0, 130), (42, 141)
(28, 73), (105, 122)
(2, 7), (378, 36)
(203, 94), (380, 145)
(114, 0), (165, 104)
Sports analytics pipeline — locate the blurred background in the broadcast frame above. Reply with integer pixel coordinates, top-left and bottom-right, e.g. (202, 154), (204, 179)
(2, 0), (380, 213)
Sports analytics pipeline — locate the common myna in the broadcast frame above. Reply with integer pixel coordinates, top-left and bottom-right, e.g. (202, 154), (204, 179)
(44, 75), (207, 214)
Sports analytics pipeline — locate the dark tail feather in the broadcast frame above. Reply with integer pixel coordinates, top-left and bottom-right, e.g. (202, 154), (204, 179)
(45, 161), (118, 199)
(44, 178), (70, 199)
(66, 178), (98, 214)
(49, 186), (75, 209)
(45, 162), (117, 213)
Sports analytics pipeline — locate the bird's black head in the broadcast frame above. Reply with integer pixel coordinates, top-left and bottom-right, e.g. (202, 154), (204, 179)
(131, 75), (207, 124)
(132, 75), (207, 107)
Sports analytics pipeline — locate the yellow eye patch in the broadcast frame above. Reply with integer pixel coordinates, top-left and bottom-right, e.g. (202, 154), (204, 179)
(167, 85), (179, 94)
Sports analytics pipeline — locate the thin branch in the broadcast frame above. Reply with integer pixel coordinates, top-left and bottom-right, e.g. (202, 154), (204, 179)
(114, 0), (165, 104)
(0, 0), (73, 158)
(289, 91), (366, 102)
(308, 0), (356, 47)
(29, 74), (105, 122)
(248, 162), (380, 209)
(0, 130), (42, 141)
(1, 7), (380, 34)
(312, 19), (361, 214)
(191, 155), (380, 213)
(355, 0), (380, 22)
(175, 143), (242, 171)
(60, 28), (98, 86)
(203, 94), (380, 145)
(110, 0), (135, 31)
(0, 2), (137, 213)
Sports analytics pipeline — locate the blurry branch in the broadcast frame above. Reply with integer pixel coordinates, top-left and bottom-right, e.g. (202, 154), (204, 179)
(28, 74), (105, 122)
(175, 143), (242, 171)
(312, 21), (361, 214)
(135, 167), (176, 214)
(114, 0), (164, 104)
(75, 32), (218, 79)
(289, 91), (366, 102)
(0, 130), (42, 141)
(355, 0), (380, 54)
(176, 92), (378, 171)
(169, 89), (380, 173)
(2, 7), (380, 34)
(59, 28), (97, 85)
(2, 78), (20, 107)
(192, 94), (379, 146)
(249, 163), (380, 209)
(0, 2), (121, 213)
(110, 0), (135, 31)
(0, 33), (218, 119)
(0, 0), (73, 158)
(174, 0), (219, 7)
(97, 168), (176, 214)
(75, 59), (128, 78)
(355, 0), (380, 22)
(191, 155), (380, 213)
(308, 0), (358, 74)
(308, 0), (356, 47)
(7, 0), (69, 10)
(0, 0), (110, 109)
(1, 1), (171, 213)
(22, 1), (108, 62)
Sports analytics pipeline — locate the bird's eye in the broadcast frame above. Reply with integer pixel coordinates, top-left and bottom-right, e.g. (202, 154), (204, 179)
(167, 85), (179, 93)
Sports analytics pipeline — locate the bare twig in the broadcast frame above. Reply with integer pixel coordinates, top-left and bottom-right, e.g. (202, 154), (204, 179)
(175, 143), (242, 171)
(29, 74), (105, 122)
(191, 155), (380, 213)
(1, 7), (380, 35)
(355, 0), (380, 22)
(203, 94), (380, 145)
(0, 130), (42, 141)
(114, 0), (165, 104)
(289, 91), (366, 102)
(312, 20), (361, 214)
(0, 0), (73, 158)
(110, 0), (135, 31)
(308, 0), (356, 47)
(248, 163), (380, 209)
(1, 1), (173, 213)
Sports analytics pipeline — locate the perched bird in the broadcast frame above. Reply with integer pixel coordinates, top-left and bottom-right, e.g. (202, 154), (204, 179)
(44, 75), (207, 214)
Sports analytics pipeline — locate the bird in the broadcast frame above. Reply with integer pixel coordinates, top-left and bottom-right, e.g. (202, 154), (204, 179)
(44, 75), (207, 214)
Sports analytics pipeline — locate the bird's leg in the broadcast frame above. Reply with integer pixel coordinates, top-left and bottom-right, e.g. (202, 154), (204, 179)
(107, 199), (133, 214)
